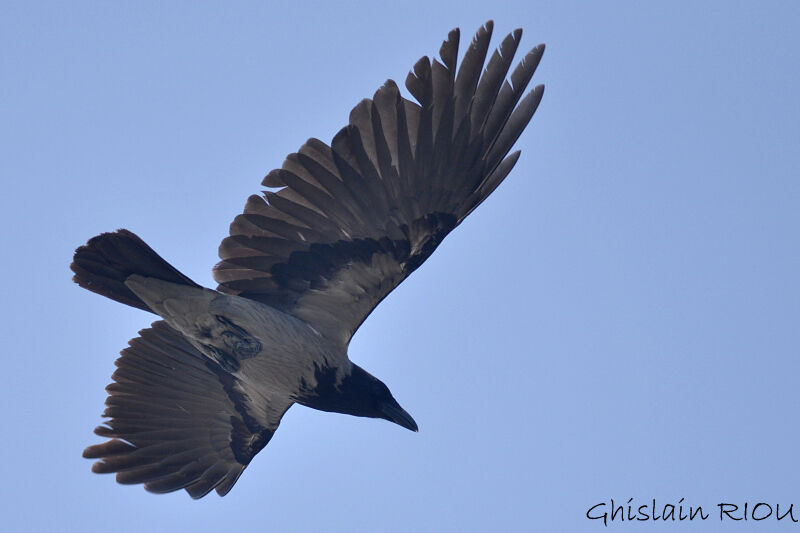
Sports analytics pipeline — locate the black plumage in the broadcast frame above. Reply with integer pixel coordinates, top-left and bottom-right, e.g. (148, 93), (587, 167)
(72, 21), (545, 498)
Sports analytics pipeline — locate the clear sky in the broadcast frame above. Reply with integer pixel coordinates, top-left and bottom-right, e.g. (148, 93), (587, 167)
(2, 1), (799, 531)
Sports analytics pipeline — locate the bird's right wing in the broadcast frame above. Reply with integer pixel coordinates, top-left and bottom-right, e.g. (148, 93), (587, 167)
(214, 22), (545, 347)
(84, 320), (292, 498)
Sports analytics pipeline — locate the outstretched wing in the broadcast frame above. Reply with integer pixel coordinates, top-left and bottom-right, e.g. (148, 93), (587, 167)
(84, 321), (292, 498)
(214, 22), (545, 346)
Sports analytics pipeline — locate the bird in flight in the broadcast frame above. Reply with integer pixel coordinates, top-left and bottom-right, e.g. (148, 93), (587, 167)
(71, 21), (545, 498)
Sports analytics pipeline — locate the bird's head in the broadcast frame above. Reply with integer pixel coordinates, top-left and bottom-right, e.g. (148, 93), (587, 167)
(295, 364), (418, 431)
(362, 365), (419, 431)
(345, 364), (418, 431)
(300, 363), (418, 431)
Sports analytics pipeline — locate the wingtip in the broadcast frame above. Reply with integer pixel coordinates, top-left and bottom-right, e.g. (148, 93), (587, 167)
(90, 461), (108, 473)
(262, 168), (285, 187)
(469, 20), (493, 45)
(332, 124), (352, 145)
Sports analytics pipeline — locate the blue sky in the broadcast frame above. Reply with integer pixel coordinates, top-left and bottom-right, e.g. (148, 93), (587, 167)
(2, 1), (799, 531)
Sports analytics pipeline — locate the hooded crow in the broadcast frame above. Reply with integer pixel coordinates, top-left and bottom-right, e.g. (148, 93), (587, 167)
(71, 21), (545, 498)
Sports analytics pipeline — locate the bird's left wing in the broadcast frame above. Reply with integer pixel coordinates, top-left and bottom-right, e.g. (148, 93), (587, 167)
(84, 320), (292, 498)
(214, 22), (544, 346)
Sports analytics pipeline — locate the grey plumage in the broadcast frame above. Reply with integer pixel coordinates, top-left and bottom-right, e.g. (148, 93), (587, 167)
(72, 22), (545, 498)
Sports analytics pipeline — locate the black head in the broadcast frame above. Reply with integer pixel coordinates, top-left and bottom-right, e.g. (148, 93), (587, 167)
(297, 364), (418, 431)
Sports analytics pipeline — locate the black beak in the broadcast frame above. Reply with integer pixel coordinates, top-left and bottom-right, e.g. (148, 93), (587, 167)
(381, 403), (418, 432)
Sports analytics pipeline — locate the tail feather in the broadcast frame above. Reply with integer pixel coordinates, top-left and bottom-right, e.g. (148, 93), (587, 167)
(71, 229), (200, 312)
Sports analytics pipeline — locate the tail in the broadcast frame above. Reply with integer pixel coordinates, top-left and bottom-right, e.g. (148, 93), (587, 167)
(71, 229), (201, 313)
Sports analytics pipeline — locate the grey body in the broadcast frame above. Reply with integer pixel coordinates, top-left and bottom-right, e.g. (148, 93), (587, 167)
(126, 275), (347, 425)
